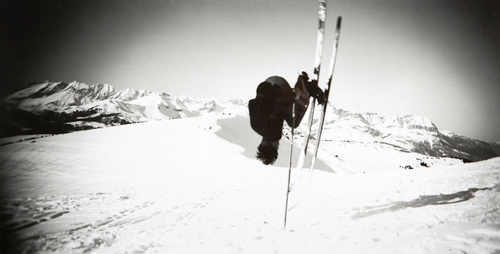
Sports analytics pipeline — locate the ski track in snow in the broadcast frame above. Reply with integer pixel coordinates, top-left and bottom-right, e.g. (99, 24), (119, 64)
(1, 115), (500, 254)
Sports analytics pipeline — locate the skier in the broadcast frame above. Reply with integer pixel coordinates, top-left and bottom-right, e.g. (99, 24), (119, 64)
(248, 72), (325, 165)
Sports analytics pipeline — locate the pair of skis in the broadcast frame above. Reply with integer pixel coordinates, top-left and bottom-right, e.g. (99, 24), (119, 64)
(284, 0), (342, 229)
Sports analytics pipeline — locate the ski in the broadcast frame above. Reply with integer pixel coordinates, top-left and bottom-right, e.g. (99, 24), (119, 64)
(295, 0), (327, 174)
(310, 16), (342, 171)
(284, 0), (327, 229)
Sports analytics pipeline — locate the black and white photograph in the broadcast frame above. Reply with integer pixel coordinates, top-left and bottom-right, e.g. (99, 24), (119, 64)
(1, 0), (500, 253)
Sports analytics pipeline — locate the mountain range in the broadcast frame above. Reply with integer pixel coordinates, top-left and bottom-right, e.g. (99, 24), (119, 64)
(1, 80), (499, 162)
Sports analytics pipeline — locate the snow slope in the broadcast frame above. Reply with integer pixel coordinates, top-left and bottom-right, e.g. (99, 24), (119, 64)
(1, 115), (499, 254)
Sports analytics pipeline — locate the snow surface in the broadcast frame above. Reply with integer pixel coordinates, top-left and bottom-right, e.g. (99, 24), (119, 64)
(1, 115), (499, 254)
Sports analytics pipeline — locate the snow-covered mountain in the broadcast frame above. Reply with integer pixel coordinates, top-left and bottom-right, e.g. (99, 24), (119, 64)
(1, 81), (241, 136)
(1, 80), (498, 162)
(315, 107), (500, 162)
(3, 81), (231, 116)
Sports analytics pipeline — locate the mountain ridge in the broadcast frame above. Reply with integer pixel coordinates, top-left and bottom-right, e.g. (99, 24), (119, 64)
(1, 80), (499, 162)
(319, 106), (499, 162)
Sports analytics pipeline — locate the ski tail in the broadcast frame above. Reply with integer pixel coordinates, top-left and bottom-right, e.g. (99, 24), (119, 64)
(295, 0), (327, 172)
(310, 16), (342, 171)
(313, 0), (327, 79)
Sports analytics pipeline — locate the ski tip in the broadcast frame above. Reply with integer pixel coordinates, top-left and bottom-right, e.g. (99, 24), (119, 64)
(337, 16), (342, 29)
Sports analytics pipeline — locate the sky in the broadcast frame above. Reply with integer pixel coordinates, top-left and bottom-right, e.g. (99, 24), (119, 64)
(1, 0), (500, 142)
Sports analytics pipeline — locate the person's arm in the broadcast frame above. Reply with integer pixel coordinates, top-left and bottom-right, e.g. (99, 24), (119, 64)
(284, 75), (310, 128)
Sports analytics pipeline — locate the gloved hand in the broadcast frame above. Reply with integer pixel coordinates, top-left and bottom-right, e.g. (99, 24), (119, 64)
(300, 72), (326, 105)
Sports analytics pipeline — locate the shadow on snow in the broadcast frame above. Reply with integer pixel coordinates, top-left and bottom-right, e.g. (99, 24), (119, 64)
(215, 116), (334, 173)
(352, 184), (500, 219)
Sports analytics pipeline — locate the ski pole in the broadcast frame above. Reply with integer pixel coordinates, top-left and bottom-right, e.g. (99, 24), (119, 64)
(284, 102), (295, 229)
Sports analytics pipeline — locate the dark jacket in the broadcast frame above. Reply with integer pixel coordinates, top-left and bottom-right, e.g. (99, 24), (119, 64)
(249, 76), (309, 142)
